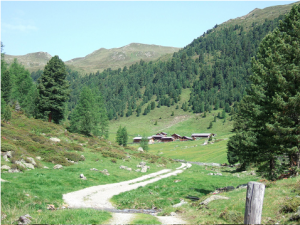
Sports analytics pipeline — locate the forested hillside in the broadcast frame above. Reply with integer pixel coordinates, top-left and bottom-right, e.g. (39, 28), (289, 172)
(65, 10), (288, 120)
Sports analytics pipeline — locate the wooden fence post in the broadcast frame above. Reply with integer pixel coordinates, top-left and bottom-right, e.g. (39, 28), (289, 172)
(244, 181), (265, 224)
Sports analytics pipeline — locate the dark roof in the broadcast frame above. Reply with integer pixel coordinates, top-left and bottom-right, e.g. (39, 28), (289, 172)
(172, 133), (182, 138)
(161, 137), (174, 140)
(182, 136), (193, 140)
(152, 135), (163, 138)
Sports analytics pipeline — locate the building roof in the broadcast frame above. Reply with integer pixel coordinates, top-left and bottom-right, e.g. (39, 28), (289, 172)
(172, 133), (182, 137)
(152, 135), (163, 138)
(191, 133), (212, 136)
(161, 137), (174, 140)
(133, 137), (142, 140)
(182, 136), (193, 140)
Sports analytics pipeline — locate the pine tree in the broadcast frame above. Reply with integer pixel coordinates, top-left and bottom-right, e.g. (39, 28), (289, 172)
(3, 104), (11, 122)
(227, 4), (300, 176)
(70, 86), (108, 138)
(121, 127), (128, 146)
(116, 126), (123, 145)
(1, 70), (12, 104)
(140, 136), (149, 151)
(69, 86), (94, 136)
(37, 56), (70, 123)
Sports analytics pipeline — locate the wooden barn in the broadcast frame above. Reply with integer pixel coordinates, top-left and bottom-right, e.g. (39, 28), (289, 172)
(133, 137), (142, 143)
(171, 133), (182, 140)
(181, 136), (193, 141)
(191, 133), (214, 139)
(133, 137), (154, 144)
(156, 132), (167, 136)
(152, 135), (164, 141)
(161, 137), (174, 142)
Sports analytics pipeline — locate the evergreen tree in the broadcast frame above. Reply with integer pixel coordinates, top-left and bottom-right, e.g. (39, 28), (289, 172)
(227, 4), (300, 176)
(37, 56), (70, 123)
(208, 121), (213, 129)
(121, 126), (128, 146)
(3, 104), (11, 122)
(116, 126), (123, 145)
(140, 136), (149, 151)
(69, 86), (94, 136)
(1, 70), (12, 104)
(70, 86), (108, 137)
(116, 126), (128, 146)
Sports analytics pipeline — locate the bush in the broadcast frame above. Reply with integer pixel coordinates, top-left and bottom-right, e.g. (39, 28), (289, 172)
(280, 197), (300, 213)
(44, 155), (70, 166)
(64, 152), (81, 162)
(31, 135), (46, 144)
(1, 142), (17, 152)
(219, 209), (243, 224)
(11, 163), (26, 172)
(111, 158), (117, 163)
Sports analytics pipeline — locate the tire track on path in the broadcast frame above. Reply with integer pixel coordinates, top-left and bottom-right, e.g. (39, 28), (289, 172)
(63, 163), (191, 224)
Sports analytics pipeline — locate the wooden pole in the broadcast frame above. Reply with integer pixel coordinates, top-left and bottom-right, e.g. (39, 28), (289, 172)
(244, 181), (265, 224)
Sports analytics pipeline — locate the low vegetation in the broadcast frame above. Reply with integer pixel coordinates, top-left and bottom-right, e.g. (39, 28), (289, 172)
(1, 111), (175, 224)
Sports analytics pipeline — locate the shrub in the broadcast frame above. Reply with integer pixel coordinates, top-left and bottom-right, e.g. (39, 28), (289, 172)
(71, 144), (84, 152)
(64, 152), (81, 162)
(111, 159), (117, 163)
(44, 155), (70, 166)
(219, 209), (243, 224)
(11, 163), (26, 172)
(31, 135), (46, 144)
(1, 142), (17, 152)
(280, 197), (300, 213)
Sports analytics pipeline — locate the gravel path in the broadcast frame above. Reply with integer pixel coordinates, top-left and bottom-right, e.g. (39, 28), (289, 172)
(107, 213), (136, 224)
(63, 163), (191, 224)
(156, 215), (188, 224)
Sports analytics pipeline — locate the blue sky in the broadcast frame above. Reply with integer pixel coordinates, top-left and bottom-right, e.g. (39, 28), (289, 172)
(1, 1), (298, 61)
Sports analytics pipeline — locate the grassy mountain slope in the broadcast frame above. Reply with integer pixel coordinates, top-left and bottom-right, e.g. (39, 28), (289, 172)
(219, 1), (297, 30)
(65, 43), (180, 74)
(108, 88), (233, 164)
(4, 52), (52, 73)
(4, 43), (179, 74)
(1, 110), (176, 224)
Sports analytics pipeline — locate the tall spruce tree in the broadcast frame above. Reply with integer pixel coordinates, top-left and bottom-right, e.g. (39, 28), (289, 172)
(69, 86), (94, 136)
(37, 56), (69, 123)
(227, 4), (300, 176)
(69, 86), (109, 137)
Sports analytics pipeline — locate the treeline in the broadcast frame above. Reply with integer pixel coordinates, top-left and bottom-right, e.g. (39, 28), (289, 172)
(64, 14), (285, 120)
(1, 50), (109, 138)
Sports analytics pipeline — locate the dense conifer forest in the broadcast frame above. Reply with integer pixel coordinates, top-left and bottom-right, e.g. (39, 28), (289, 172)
(63, 14), (285, 120)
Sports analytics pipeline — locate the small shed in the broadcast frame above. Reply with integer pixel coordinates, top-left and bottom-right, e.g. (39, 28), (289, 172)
(161, 137), (174, 142)
(133, 137), (142, 143)
(181, 136), (193, 141)
(152, 135), (164, 141)
(156, 132), (167, 136)
(191, 133), (214, 139)
(171, 134), (182, 140)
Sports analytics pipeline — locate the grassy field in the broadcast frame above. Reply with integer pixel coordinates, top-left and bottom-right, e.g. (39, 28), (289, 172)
(111, 162), (300, 224)
(0, 111), (177, 224)
(2, 109), (300, 224)
(148, 138), (229, 163)
(109, 88), (234, 141)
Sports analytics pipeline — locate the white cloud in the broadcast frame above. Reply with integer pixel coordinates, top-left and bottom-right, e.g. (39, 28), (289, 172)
(2, 23), (38, 32)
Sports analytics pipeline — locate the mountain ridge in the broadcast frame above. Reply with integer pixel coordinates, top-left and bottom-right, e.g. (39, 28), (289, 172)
(4, 43), (180, 74)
